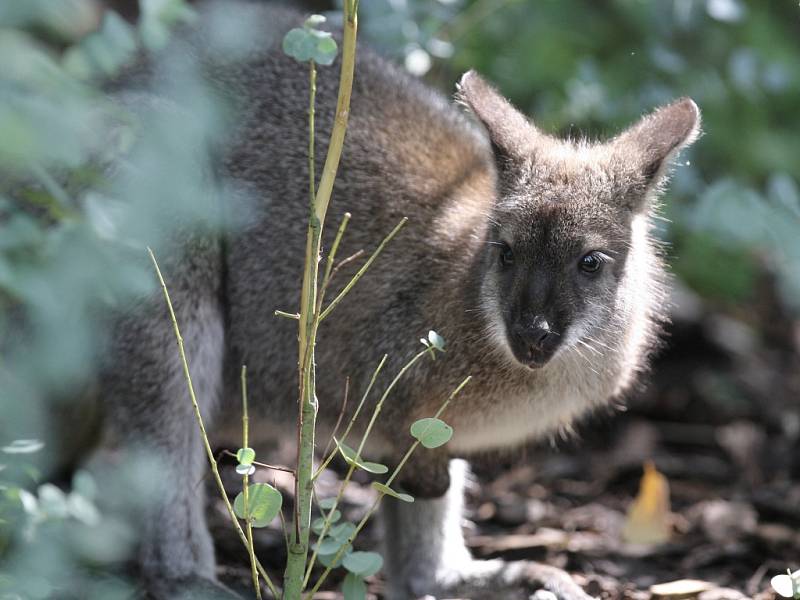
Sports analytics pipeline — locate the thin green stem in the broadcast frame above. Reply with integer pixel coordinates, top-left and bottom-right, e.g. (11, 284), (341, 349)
(320, 377), (350, 461)
(308, 62), (317, 208)
(313, 1), (358, 239)
(147, 248), (279, 599)
(285, 1), (360, 595)
(274, 310), (300, 320)
(303, 349), (433, 583)
(325, 248), (365, 283)
(285, 59), (320, 598)
(241, 365), (262, 600)
(317, 211), (351, 312)
(278, 492), (291, 553)
(355, 348), (429, 460)
(312, 354), (387, 480)
(319, 217), (408, 321)
(386, 376), (471, 487)
(305, 376), (471, 599)
(222, 450), (295, 474)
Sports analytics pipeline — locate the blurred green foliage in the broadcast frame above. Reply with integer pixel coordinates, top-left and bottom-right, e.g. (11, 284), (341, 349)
(0, 1), (259, 596)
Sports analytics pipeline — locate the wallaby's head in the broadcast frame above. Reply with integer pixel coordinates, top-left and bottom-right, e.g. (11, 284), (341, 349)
(457, 71), (700, 370)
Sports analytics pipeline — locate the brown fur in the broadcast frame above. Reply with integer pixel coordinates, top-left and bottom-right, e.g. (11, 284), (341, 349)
(93, 4), (701, 598)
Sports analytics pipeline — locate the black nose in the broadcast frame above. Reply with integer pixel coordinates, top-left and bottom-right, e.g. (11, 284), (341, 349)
(529, 317), (551, 346)
(512, 317), (552, 351)
(510, 316), (559, 367)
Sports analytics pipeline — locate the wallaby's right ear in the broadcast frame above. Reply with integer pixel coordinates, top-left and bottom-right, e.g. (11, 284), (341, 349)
(456, 71), (540, 166)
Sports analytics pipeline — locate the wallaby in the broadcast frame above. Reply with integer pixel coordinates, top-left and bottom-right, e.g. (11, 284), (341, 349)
(94, 3), (700, 599)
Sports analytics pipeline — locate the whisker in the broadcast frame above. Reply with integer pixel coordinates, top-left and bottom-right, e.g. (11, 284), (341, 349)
(570, 345), (600, 375)
(582, 335), (615, 351)
(576, 339), (601, 355)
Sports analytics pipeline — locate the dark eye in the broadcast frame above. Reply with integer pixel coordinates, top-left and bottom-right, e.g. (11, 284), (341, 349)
(579, 252), (604, 274)
(498, 242), (514, 268)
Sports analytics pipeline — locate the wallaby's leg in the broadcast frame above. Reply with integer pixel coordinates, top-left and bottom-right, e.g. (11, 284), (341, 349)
(382, 460), (593, 600)
(382, 459), (475, 598)
(97, 279), (237, 599)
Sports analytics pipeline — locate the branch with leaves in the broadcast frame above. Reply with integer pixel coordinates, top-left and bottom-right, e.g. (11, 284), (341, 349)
(150, 4), (468, 599)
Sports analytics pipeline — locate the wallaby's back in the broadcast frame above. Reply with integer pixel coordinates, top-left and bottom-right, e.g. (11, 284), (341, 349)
(216, 6), (496, 452)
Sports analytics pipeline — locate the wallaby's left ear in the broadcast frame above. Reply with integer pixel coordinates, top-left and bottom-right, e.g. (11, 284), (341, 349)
(613, 97), (701, 192)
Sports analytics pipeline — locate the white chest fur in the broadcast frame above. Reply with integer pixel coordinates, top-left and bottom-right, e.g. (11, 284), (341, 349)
(447, 351), (620, 454)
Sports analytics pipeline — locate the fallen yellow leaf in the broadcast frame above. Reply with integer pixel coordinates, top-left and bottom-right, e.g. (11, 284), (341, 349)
(622, 461), (671, 545)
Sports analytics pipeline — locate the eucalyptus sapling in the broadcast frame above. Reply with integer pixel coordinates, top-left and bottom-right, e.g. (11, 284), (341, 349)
(305, 367), (470, 598)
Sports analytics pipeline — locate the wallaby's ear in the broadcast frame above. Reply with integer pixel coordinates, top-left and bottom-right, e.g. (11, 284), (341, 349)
(613, 97), (701, 193)
(456, 70), (540, 167)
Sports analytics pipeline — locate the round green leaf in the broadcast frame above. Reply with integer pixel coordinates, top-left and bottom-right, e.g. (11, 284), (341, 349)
(64, 12), (137, 77)
(318, 497), (337, 510)
(314, 537), (345, 555)
(304, 14), (326, 28)
(313, 35), (338, 66)
(342, 572), (366, 600)
(336, 440), (388, 474)
(38, 483), (68, 518)
(18, 489), (38, 516)
(343, 551), (383, 577)
(410, 417), (453, 448)
(319, 546), (349, 568)
(72, 470), (97, 500)
(235, 463), (255, 476)
(771, 572), (800, 598)
(283, 25), (338, 66)
(312, 517), (325, 535)
(371, 482), (414, 503)
(66, 492), (101, 526)
(359, 460), (389, 474)
(140, 17), (170, 51)
(236, 447), (255, 465)
(282, 27), (315, 62)
(427, 330), (445, 351)
(311, 510), (341, 534)
(325, 509), (342, 524)
(233, 483), (282, 527)
(329, 521), (356, 542)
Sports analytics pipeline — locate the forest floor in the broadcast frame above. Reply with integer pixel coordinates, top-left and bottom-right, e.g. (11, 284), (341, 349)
(211, 284), (800, 600)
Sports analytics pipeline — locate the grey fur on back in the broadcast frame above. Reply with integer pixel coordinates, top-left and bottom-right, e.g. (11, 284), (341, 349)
(96, 2), (700, 598)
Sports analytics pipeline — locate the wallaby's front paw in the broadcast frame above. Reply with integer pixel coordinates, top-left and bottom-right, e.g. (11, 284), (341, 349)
(432, 559), (594, 600)
(144, 576), (245, 600)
